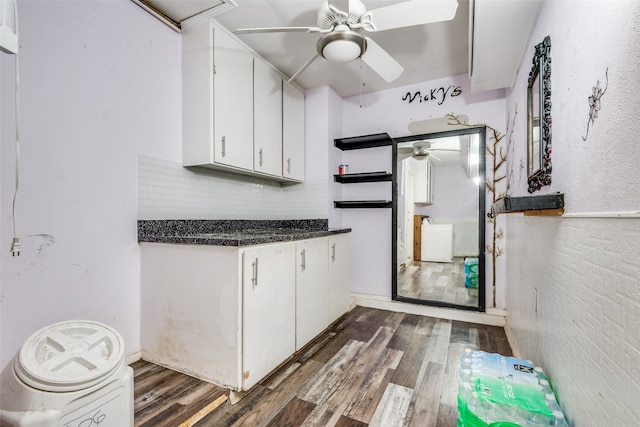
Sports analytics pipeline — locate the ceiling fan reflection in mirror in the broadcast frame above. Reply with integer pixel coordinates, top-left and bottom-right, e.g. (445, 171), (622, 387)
(399, 140), (462, 162)
(234, 0), (458, 83)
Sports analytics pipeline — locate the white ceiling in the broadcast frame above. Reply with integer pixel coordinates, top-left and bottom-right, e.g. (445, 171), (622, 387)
(141, 0), (470, 98)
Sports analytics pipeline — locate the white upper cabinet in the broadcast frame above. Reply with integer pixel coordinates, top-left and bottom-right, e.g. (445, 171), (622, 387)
(182, 18), (304, 182)
(282, 82), (305, 182)
(253, 59), (284, 178)
(213, 27), (254, 170)
(182, 20), (253, 171)
(413, 158), (434, 205)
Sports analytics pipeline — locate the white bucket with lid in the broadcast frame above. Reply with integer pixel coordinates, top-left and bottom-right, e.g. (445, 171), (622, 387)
(0, 320), (133, 427)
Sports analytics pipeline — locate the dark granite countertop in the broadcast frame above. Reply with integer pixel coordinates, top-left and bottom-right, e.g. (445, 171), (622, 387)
(138, 219), (351, 247)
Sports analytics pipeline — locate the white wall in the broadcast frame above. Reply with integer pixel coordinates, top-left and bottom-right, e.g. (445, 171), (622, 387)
(419, 164), (478, 219)
(419, 165), (479, 257)
(0, 0), (182, 370)
(339, 74), (506, 304)
(0, 0), (335, 371)
(504, 1), (640, 425)
(305, 85), (343, 226)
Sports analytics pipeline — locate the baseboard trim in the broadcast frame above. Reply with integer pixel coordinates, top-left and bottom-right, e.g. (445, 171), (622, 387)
(126, 351), (142, 365)
(502, 316), (522, 358)
(352, 292), (506, 327)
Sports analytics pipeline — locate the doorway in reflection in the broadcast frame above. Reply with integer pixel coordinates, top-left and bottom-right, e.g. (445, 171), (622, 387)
(393, 127), (486, 311)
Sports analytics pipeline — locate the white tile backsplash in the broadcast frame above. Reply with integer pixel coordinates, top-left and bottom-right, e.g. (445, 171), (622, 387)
(138, 155), (328, 220)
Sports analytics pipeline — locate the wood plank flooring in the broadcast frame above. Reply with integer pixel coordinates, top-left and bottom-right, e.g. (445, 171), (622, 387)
(397, 257), (479, 307)
(133, 306), (511, 427)
(132, 359), (228, 427)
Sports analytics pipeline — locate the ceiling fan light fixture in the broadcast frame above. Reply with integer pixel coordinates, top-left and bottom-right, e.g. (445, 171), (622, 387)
(317, 30), (366, 63)
(411, 141), (431, 159)
(412, 151), (429, 160)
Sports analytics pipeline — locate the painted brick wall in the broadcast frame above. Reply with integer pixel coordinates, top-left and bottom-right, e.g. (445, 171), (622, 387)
(505, 215), (640, 425)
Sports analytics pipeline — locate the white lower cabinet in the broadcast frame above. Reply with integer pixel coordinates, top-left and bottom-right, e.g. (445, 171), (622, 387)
(242, 244), (296, 389)
(328, 233), (351, 324)
(140, 243), (244, 390)
(140, 234), (350, 392)
(295, 238), (329, 350)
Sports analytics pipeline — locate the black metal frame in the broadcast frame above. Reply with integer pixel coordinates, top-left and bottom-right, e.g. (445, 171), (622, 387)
(527, 36), (552, 193)
(392, 127), (487, 312)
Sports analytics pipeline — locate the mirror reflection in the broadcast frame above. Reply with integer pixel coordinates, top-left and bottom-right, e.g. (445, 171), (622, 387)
(393, 128), (485, 310)
(529, 73), (541, 175)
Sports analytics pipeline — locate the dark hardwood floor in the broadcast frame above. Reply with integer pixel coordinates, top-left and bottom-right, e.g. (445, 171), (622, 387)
(133, 306), (511, 427)
(132, 359), (228, 427)
(397, 258), (479, 307)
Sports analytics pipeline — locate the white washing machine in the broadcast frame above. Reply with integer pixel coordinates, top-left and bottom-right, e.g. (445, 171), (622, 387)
(421, 221), (454, 263)
(0, 320), (133, 427)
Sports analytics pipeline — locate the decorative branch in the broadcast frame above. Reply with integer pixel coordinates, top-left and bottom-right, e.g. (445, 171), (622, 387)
(505, 106), (518, 194)
(445, 112), (514, 308)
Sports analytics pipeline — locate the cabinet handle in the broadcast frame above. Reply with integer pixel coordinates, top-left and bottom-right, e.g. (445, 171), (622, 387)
(300, 249), (306, 272)
(331, 243), (336, 262)
(258, 148), (263, 167)
(286, 157), (291, 174)
(221, 136), (226, 157)
(251, 258), (258, 287)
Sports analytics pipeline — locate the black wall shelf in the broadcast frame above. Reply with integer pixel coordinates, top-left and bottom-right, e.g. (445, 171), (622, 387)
(334, 172), (392, 184)
(333, 133), (395, 209)
(334, 200), (392, 209)
(490, 193), (565, 217)
(334, 133), (394, 151)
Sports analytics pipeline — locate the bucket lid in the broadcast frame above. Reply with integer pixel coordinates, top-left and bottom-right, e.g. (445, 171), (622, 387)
(15, 320), (125, 392)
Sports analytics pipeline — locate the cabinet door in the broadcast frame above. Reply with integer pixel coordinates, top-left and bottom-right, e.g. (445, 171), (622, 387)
(426, 160), (434, 204)
(295, 238), (329, 350)
(213, 27), (254, 171)
(253, 59), (283, 177)
(413, 158), (434, 204)
(328, 233), (351, 324)
(242, 243), (296, 390)
(282, 82), (305, 181)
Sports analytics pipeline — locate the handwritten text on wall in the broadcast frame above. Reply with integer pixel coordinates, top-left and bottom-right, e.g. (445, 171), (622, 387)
(401, 85), (462, 106)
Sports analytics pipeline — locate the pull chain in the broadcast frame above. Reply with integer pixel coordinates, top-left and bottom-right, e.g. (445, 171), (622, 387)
(359, 58), (366, 108)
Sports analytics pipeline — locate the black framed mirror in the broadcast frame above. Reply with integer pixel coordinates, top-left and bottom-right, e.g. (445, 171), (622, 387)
(527, 36), (552, 193)
(392, 127), (486, 312)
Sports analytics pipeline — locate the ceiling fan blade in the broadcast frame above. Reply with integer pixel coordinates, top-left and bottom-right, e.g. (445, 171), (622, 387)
(327, 0), (349, 19)
(347, 0), (367, 18)
(367, 0), (459, 32)
(234, 26), (324, 35)
(361, 37), (403, 82)
(287, 53), (321, 83)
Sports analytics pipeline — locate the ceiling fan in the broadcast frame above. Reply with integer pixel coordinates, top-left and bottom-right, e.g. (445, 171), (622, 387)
(234, 0), (459, 83)
(399, 140), (462, 161)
